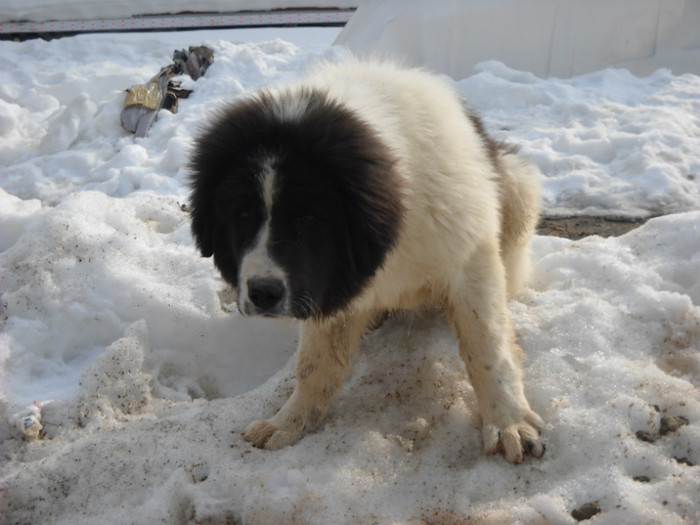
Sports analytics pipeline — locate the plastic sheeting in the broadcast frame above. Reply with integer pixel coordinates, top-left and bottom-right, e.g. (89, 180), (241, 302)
(335, 0), (700, 78)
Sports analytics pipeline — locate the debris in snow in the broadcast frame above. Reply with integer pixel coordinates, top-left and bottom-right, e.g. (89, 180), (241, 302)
(635, 430), (656, 443)
(12, 401), (43, 440)
(571, 501), (602, 521)
(659, 415), (689, 436)
(121, 45), (214, 137)
(675, 457), (695, 466)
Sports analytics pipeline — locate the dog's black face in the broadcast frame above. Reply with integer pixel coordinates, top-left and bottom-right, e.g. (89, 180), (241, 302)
(189, 89), (404, 319)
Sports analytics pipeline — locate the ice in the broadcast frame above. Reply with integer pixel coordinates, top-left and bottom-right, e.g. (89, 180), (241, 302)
(1, 20), (699, 525)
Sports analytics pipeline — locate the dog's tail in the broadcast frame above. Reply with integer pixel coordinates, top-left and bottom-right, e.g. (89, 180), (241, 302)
(466, 111), (541, 296)
(496, 150), (541, 297)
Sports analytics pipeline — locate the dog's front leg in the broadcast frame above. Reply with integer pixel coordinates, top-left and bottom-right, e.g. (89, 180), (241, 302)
(447, 244), (544, 463)
(243, 311), (371, 450)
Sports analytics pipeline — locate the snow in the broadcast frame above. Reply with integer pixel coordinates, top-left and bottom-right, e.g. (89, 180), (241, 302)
(458, 63), (700, 217)
(1, 24), (699, 525)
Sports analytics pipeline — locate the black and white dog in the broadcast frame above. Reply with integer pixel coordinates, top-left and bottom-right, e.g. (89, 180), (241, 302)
(189, 60), (544, 463)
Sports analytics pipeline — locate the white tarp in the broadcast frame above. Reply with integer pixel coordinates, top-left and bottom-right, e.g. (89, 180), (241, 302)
(335, 0), (700, 78)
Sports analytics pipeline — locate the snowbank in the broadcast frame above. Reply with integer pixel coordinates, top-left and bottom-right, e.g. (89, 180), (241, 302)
(0, 0), (358, 23)
(458, 63), (700, 217)
(336, 0), (700, 78)
(1, 26), (699, 525)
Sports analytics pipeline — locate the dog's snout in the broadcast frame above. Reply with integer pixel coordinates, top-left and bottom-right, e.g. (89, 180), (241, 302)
(247, 277), (285, 312)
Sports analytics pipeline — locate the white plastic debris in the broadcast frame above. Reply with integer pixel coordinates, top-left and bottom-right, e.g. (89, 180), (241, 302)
(14, 402), (43, 440)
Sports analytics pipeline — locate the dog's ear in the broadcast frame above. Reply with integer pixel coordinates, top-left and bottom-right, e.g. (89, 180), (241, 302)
(189, 166), (217, 258)
(346, 207), (400, 280)
(190, 205), (215, 257)
(189, 126), (223, 258)
(343, 161), (405, 284)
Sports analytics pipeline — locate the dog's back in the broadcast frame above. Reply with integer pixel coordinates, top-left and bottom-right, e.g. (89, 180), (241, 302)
(299, 60), (540, 307)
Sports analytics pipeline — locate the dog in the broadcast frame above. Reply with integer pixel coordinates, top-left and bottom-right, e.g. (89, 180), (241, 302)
(189, 60), (544, 463)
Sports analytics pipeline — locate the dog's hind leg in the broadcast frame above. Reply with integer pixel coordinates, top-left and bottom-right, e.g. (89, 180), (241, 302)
(243, 310), (373, 449)
(446, 241), (544, 463)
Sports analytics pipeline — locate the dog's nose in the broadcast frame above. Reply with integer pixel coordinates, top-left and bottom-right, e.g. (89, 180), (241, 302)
(247, 277), (285, 312)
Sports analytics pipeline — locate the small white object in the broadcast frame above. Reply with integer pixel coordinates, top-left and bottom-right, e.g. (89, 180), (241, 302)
(15, 403), (43, 440)
(404, 416), (430, 440)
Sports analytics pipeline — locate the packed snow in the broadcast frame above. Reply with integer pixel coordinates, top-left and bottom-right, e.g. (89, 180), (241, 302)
(1, 24), (699, 524)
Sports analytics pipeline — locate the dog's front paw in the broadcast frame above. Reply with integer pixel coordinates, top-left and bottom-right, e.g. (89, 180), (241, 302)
(242, 418), (304, 450)
(482, 408), (544, 464)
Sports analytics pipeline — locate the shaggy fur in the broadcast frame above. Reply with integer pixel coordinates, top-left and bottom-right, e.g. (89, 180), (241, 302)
(190, 60), (544, 463)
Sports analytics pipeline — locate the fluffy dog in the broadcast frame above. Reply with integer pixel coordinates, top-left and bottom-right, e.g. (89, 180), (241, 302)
(189, 60), (544, 463)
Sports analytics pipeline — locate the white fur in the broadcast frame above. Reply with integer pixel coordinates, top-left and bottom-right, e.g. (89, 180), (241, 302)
(243, 61), (544, 463)
(238, 159), (290, 317)
(258, 158), (277, 212)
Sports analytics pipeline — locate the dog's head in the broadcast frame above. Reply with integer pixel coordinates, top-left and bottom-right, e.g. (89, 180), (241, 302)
(189, 89), (404, 319)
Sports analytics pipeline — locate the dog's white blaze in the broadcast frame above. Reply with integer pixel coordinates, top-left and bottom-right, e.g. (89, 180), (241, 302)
(238, 160), (290, 316)
(270, 92), (311, 122)
(260, 160), (276, 212)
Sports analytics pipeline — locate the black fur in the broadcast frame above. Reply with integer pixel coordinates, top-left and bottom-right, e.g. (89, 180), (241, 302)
(189, 88), (405, 319)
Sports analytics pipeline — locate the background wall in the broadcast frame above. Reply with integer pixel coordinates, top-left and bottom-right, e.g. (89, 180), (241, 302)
(335, 0), (700, 78)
